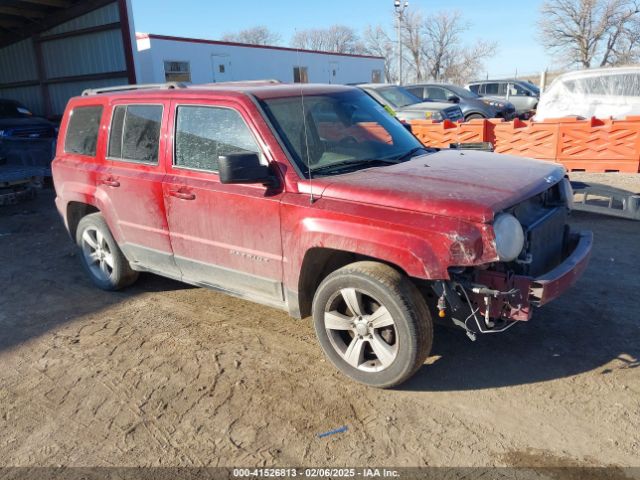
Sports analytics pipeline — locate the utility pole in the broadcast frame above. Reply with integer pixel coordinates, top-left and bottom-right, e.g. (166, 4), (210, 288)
(394, 0), (408, 85)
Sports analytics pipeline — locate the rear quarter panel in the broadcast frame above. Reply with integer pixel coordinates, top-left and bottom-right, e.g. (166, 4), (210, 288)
(52, 97), (123, 238)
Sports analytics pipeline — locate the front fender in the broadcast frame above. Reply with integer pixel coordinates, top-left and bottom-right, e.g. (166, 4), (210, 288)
(282, 209), (489, 293)
(297, 217), (441, 278)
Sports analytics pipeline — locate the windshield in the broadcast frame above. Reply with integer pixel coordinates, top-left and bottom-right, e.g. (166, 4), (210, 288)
(259, 89), (427, 177)
(0, 101), (32, 118)
(376, 86), (422, 108)
(446, 85), (479, 99)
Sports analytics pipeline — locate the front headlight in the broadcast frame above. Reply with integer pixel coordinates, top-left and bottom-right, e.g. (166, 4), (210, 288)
(427, 111), (443, 121)
(493, 213), (525, 262)
(481, 99), (504, 109)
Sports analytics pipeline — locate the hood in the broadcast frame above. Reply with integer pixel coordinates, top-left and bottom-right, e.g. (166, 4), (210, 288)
(308, 150), (565, 223)
(400, 101), (452, 112)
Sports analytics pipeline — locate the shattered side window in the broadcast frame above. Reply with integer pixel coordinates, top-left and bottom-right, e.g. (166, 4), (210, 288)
(64, 106), (103, 156)
(121, 105), (163, 164)
(174, 106), (262, 172)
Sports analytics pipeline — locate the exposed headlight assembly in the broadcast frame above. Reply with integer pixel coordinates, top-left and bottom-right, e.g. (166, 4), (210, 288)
(493, 213), (525, 262)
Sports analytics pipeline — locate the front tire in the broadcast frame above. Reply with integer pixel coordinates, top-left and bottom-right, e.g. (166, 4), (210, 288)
(76, 213), (138, 290)
(312, 261), (433, 388)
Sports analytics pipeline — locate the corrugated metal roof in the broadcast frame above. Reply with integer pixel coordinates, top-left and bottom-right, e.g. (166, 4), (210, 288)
(44, 3), (120, 36)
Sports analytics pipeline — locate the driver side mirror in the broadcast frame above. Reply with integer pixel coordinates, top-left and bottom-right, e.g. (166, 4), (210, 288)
(447, 95), (460, 104)
(218, 153), (277, 186)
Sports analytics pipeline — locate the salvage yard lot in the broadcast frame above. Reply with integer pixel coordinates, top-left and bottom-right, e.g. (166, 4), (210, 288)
(0, 175), (639, 468)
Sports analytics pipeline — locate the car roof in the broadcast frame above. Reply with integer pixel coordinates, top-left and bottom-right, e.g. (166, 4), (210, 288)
(468, 79), (528, 84)
(77, 82), (357, 102)
(357, 83), (399, 90)
(407, 83), (457, 88)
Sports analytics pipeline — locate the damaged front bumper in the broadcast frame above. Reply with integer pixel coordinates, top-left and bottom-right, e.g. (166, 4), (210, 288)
(439, 231), (593, 334)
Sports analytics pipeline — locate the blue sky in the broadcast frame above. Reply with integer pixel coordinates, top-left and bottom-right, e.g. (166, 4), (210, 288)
(130, 0), (555, 78)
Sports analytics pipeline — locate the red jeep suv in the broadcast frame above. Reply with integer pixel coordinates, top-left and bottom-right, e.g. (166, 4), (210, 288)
(52, 82), (592, 387)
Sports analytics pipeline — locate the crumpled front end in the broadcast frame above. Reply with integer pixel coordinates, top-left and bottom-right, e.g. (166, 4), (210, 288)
(435, 178), (592, 337)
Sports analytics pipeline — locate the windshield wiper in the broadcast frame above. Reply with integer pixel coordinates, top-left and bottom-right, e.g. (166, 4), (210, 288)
(311, 158), (398, 176)
(392, 147), (429, 162)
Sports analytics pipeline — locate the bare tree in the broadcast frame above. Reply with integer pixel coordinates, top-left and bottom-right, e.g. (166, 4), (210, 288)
(363, 9), (496, 84)
(362, 25), (396, 82)
(612, 15), (640, 63)
(222, 26), (282, 46)
(443, 40), (497, 84)
(291, 25), (364, 54)
(419, 10), (497, 83)
(421, 11), (467, 81)
(400, 10), (426, 81)
(539, 0), (640, 68)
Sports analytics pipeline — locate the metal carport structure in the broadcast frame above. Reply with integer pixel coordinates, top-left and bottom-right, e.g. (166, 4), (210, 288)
(0, 0), (136, 119)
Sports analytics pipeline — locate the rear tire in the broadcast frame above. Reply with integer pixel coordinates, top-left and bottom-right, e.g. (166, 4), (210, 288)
(312, 261), (433, 388)
(75, 213), (138, 290)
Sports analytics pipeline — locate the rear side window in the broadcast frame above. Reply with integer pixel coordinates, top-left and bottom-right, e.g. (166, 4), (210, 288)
(426, 86), (447, 101)
(468, 84), (480, 94)
(484, 83), (500, 95)
(174, 106), (261, 172)
(64, 106), (103, 156)
(108, 104), (163, 164)
(405, 87), (424, 99)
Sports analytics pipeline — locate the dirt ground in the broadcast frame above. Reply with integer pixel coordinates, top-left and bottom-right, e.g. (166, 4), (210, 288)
(0, 173), (639, 470)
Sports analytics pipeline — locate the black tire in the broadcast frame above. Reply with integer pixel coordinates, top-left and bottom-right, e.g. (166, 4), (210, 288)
(465, 113), (485, 121)
(312, 261), (433, 388)
(75, 213), (138, 290)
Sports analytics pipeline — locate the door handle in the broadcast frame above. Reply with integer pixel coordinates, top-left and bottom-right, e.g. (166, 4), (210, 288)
(169, 190), (196, 200)
(100, 177), (120, 188)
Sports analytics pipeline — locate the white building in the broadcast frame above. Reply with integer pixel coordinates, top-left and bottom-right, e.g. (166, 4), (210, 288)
(135, 33), (385, 86)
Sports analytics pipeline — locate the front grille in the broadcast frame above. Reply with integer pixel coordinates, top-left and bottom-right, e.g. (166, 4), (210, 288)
(524, 207), (567, 276)
(7, 126), (55, 139)
(508, 183), (569, 277)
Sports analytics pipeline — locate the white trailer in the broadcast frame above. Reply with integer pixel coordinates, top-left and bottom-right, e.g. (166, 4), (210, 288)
(135, 33), (385, 86)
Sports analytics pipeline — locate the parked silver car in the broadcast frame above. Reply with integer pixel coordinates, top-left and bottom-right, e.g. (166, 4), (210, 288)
(358, 84), (464, 123)
(466, 79), (539, 117)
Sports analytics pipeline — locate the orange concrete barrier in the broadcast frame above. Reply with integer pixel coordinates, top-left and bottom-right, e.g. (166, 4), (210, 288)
(493, 118), (559, 161)
(410, 116), (640, 173)
(318, 121), (393, 144)
(556, 117), (640, 173)
(411, 119), (490, 148)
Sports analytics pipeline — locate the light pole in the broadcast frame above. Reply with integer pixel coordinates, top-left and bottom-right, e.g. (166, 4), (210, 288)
(394, 0), (408, 85)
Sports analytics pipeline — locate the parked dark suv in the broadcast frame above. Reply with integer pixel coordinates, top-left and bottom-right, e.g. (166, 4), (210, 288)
(0, 99), (57, 177)
(406, 83), (516, 121)
(0, 99), (56, 139)
(52, 82), (591, 388)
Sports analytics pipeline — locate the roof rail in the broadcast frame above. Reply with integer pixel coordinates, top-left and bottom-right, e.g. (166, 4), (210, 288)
(192, 79), (282, 87)
(81, 82), (187, 96)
